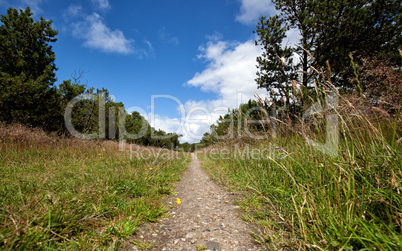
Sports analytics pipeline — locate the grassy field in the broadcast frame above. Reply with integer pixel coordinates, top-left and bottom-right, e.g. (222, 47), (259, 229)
(199, 102), (401, 250)
(0, 124), (190, 250)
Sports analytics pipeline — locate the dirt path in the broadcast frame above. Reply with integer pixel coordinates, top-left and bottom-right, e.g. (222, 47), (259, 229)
(129, 153), (260, 251)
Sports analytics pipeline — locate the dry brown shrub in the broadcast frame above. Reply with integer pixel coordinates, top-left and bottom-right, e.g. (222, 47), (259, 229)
(353, 56), (402, 111)
(0, 122), (56, 146)
(0, 123), (116, 150)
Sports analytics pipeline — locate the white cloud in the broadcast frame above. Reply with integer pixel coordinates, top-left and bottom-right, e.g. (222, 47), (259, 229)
(143, 40), (155, 57)
(188, 39), (266, 105)
(91, 0), (110, 10)
(236, 0), (276, 25)
(158, 26), (179, 45)
(206, 32), (224, 42)
(149, 114), (182, 134)
(73, 13), (134, 54)
(283, 28), (301, 48)
(63, 4), (82, 20)
(148, 36), (267, 143)
(0, 0), (45, 15)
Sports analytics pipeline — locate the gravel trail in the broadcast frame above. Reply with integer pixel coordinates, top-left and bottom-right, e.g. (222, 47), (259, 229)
(129, 153), (260, 251)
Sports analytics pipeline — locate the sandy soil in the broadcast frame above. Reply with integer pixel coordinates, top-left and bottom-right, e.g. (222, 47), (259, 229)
(126, 153), (260, 251)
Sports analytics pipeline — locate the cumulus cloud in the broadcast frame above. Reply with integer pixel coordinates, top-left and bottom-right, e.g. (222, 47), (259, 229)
(236, 0), (276, 25)
(183, 38), (267, 142)
(148, 114), (183, 134)
(147, 36), (267, 143)
(91, 0), (110, 10)
(73, 13), (134, 54)
(188, 38), (266, 106)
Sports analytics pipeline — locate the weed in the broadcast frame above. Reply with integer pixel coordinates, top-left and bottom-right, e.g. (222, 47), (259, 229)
(195, 244), (208, 250)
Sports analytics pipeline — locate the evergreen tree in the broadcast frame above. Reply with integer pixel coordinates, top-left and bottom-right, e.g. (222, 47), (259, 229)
(0, 7), (59, 128)
(256, 0), (402, 100)
(254, 15), (297, 111)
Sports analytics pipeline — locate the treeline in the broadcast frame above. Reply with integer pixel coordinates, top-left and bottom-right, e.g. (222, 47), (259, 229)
(0, 7), (180, 149)
(201, 0), (401, 146)
(200, 99), (274, 146)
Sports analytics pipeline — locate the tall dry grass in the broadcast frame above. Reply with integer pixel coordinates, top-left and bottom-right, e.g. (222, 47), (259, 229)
(199, 60), (401, 250)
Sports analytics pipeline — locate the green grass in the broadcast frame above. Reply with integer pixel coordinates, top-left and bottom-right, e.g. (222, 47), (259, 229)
(199, 112), (401, 250)
(0, 130), (190, 250)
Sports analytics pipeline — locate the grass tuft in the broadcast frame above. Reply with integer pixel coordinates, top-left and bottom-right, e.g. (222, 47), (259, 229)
(0, 123), (190, 250)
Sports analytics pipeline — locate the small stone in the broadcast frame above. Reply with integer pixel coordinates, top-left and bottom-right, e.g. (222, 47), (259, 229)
(174, 239), (179, 244)
(206, 241), (220, 251)
(186, 233), (195, 239)
(152, 233), (157, 237)
(181, 238), (186, 241)
(139, 235), (144, 239)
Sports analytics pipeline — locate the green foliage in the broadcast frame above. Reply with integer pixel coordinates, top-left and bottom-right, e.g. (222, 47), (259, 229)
(254, 15), (297, 110)
(256, 0), (402, 100)
(200, 132), (215, 147)
(0, 7), (57, 82)
(178, 142), (201, 152)
(0, 7), (182, 149)
(200, 99), (277, 145)
(0, 7), (59, 129)
(67, 87), (124, 138)
(302, 0), (402, 85)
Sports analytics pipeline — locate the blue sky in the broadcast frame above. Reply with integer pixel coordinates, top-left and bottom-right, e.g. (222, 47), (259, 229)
(0, 0), (289, 143)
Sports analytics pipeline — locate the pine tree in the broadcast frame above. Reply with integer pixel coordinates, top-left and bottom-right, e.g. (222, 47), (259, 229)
(256, 0), (401, 101)
(254, 15), (297, 111)
(0, 7), (59, 128)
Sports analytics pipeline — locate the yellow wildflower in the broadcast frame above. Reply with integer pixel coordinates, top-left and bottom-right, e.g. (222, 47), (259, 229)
(176, 198), (181, 204)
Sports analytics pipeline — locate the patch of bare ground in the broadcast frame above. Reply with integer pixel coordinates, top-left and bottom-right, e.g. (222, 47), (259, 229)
(125, 153), (261, 251)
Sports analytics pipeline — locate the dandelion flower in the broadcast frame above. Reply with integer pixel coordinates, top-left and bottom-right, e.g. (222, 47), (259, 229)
(176, 198), (181, 204)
